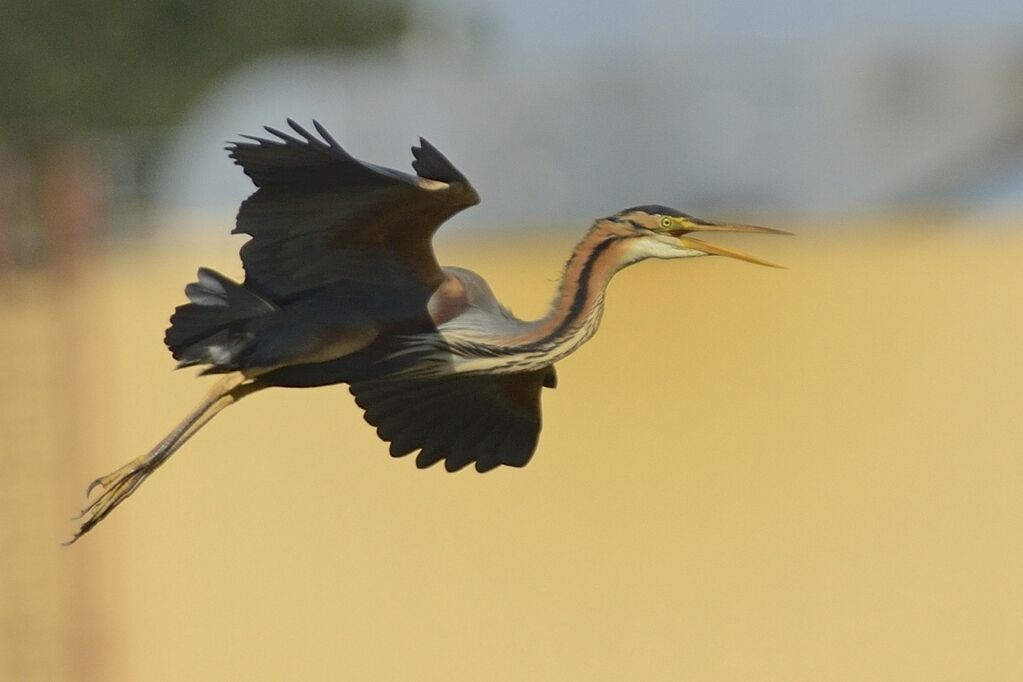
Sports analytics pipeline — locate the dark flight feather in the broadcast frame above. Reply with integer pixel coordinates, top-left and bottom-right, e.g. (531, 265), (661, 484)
(411, 137), (470, 184)
(349, 369), (552, 473)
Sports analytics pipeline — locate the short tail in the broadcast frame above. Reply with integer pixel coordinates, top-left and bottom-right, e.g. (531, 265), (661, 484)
(164, 268), (275, 373)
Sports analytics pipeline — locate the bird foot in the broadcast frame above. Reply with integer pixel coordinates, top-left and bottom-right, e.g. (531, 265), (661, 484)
(66, 457), (156, 545)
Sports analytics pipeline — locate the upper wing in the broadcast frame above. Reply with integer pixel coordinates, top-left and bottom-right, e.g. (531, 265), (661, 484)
(227, 120), (479, 302)
(349, 367), (557, 473)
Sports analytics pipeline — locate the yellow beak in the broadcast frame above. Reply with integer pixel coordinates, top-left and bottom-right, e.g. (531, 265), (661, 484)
(676, 221), (791, 269)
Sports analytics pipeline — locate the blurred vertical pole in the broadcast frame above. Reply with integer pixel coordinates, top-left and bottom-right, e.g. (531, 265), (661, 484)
(0, 140), (115, 680)
(0, 142), (15, 270)
(0, 141), (62, 680)
(0, 277), (56, 679)
(41, 140), (114, 681)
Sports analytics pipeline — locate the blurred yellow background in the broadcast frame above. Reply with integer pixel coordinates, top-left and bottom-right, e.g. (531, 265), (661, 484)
(5, 0), (1023, 677)
(6, 221), (1022, 680)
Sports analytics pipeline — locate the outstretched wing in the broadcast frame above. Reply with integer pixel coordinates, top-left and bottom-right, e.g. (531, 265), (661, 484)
(349, 367), (557, 473)
(227, 120), (479, 302)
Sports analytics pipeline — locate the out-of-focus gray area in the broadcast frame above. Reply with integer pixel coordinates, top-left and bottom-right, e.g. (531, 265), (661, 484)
(156, 0), (1023, 227)
(2, 0), (1023, 271)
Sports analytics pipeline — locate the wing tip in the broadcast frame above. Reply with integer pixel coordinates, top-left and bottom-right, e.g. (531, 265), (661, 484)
(287, 119), (321, 147)
(313, 119), (341, 149)
(410, 137), (470, 185)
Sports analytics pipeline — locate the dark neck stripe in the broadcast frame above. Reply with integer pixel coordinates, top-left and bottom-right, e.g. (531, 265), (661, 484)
(461, 235), (620, 358)
(524, 235), (618, 351)
(607, 216), (646, 231)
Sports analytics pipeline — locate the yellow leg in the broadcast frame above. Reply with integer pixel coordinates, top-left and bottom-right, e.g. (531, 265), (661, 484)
(67, 372), (259, 544)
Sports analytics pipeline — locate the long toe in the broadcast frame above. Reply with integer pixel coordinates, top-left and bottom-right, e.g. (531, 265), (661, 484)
(85, 459), (143, 497)
(67, 463), (154, 544)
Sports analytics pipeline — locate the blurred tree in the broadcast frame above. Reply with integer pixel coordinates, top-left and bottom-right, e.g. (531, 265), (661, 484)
(0, 0), (409, 266)
(0, 0), (409, 134)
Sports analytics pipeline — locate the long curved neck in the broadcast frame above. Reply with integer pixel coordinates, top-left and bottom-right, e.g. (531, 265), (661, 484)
(528, 221), (633, 349)
(444, 220), (638, 374)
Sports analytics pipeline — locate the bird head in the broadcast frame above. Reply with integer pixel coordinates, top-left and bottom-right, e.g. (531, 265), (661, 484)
(609, 205), (791, 267)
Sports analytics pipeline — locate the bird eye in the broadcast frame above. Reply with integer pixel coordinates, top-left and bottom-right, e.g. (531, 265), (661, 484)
(660, 217), (673, 229)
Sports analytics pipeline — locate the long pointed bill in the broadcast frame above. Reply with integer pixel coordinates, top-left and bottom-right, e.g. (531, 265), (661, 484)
(679, 235), (786, 268)
(687, 220), (794, 236)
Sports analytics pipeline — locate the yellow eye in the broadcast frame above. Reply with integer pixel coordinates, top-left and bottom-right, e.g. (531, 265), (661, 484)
(660, 217), (673, 229)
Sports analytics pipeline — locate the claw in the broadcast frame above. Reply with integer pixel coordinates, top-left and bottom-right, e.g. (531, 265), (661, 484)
(85, 460), (140, 498)
(85, 477), (103, 498)
(66, 462), (155, 544)
(69, 448), (177, 543)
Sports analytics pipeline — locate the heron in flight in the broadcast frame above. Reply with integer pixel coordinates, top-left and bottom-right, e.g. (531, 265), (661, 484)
(69, 120), (788, 543)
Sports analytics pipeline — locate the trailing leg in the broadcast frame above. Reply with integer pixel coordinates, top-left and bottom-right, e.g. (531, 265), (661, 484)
(67, 372), (261, 544)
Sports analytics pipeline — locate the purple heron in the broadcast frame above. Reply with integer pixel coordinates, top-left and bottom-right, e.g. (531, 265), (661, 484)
(69, 120), (788, 543)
